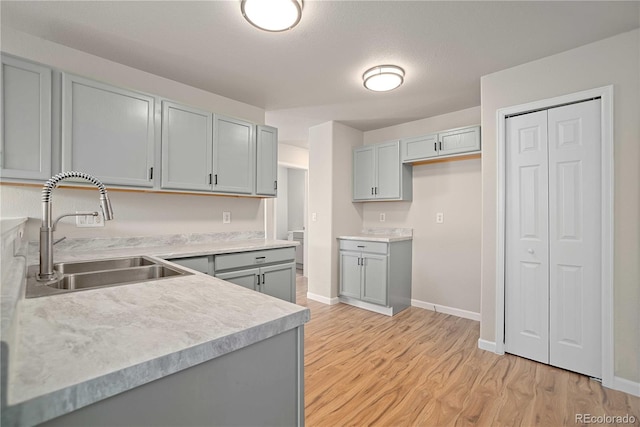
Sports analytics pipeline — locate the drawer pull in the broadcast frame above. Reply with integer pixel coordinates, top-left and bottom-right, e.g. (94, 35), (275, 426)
(357, 245), (365, 248)
(255, 256), (266, 259)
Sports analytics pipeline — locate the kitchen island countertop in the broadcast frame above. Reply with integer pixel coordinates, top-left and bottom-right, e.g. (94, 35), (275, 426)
(2, 235), (308, 427)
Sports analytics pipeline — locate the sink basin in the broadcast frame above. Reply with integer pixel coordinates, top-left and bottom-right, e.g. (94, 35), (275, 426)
(26, 256), (193, 298)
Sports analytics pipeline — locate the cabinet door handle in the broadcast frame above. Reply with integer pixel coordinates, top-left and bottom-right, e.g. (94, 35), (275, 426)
(214, 174), (218, 185)
(208, 173), (212, 185)
(375, 187), (378, 195)
(149, 167), (154, 180)
(274, 180), (277, 190)
(371, 187), (374, 195)
(439, 141), (442, 151)
(256, 274), (261, 286)
(357, 258), (361, 266)
(262, 273), (265, 284)
(434, 142), (437, 151)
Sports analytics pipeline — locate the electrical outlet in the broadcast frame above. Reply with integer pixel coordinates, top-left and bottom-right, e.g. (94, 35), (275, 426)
(76, 212), (103, 228)
(380, 213), (386, 222)
(223, 211), (231, 224)
(436, 212), (444, 224)
(312, 213), (317, 222)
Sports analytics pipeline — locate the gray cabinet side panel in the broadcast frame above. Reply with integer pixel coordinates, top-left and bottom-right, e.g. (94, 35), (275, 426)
(388, 240), (412, 313)
(41, 328), (303, 427)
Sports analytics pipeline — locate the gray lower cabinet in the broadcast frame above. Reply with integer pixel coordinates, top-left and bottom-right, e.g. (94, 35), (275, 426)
(401, 125), (481, 163)
(338, 239), (412, 316)
(62, 73), (155, 187)
(255, 125), (278, 196)
(0, 55), (51, 180)
(214, 247), (297, 303)
(213, 114), (255, 194)
(42, 326), (305, 427)
(353, 141), (412, 202)
(161, 101), (213, 191)
(167, 256), (212, 275)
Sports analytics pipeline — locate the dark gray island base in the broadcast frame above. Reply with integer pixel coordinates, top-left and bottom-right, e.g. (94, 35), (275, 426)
(41, 327), (304, 427)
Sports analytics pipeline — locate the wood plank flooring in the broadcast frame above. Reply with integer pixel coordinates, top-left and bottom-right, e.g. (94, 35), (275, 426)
(296, 276), (639, 426)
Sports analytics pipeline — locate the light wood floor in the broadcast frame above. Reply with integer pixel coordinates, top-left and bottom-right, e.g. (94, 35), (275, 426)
(296, 276), (639, 427)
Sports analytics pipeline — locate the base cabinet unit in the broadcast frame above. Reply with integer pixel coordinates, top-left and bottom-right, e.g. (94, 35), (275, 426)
(214, 247), (297, 303)
(338, 239), (412, 316)
(1, 55), (52, 180)
(40, 327), (305, 427)
(62, 73), (156, 187)
(353, 140), (412, 202)
(401, 125), (481, 163)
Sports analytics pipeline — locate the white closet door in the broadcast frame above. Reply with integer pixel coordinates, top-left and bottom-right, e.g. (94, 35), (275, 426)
(548, 100), (601, 378)
(505, 110), (550, 364)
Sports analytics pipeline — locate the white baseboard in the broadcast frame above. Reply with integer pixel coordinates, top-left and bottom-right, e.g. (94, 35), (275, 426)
(411, 299), (480, 321)
(612, 376), (640, 397)
(306, 292), (340, 305)
(477, 339), (498, 353)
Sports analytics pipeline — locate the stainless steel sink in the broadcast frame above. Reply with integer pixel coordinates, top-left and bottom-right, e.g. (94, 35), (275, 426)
(26, 256), (193, 298)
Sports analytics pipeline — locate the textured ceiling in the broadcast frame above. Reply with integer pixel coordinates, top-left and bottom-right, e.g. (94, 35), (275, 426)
(2, 1), (639, 146)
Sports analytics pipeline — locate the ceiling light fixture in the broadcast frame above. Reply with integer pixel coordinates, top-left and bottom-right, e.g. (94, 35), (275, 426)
(362, 65), (405, 92)
(241, 0), (303, 32)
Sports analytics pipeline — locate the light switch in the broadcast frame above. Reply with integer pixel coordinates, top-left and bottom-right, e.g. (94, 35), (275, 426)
(223, 211), (231, 224)
(436, 212), (444, 224)
(380, 213), (386, 222)
(312, 213), (317, 222)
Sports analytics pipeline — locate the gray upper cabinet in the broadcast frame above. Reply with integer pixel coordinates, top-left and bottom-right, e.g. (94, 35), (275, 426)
(62, 73), (155, 187)
(161, 101), (213, 191)
(400, 125), (481, 163)
(353, 141), (411, 202)
(1, 55), (51, 180)
(401, 133), (438, 162)
(213, 115), (255, 194)
(255, 125), (278, 196)
(438, 126), (481, 156)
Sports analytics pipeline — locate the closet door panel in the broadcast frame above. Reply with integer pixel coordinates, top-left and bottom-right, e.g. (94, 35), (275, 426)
(548, 99), (601, 378)
(504, 110), (549, 364)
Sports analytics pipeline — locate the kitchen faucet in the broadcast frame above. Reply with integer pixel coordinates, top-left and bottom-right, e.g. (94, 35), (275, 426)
(37, 171), (114, 281)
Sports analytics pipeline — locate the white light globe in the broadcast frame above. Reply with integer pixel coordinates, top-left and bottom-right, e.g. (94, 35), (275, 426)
(242, 0), (303, 32)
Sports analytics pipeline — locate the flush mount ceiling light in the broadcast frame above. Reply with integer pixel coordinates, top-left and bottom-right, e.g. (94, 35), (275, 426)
(241, 0), (303, 32)
(362, 65), (405, 92)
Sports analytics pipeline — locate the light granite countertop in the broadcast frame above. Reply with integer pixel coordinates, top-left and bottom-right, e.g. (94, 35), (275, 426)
(338, 227), (413, 243)
(1, 233), (309, 427)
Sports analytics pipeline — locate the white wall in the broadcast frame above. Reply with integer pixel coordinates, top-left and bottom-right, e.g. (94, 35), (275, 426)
(480, 29), (640, 383)
(307, 121), (363, 301)
(275, 166), (289, 240)
(1, 28), (266, 240)
(362, 107), (482, 314)
(287, 168), (305, 232)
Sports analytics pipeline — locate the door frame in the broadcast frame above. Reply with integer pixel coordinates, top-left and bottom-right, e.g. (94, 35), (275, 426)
(494, 86), (614, 387)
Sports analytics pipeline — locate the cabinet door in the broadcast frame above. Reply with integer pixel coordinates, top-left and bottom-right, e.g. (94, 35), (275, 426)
(62, 74), (155, 187)
(161, 101), (213, 191)
(261, 262), (296, 303)
(361, 254), (388, 306)
(400, 133), (437, 162)
(375, 141), (401, 199)
(353, 146), (375, 200)
(213, 115), (255, 194)
(438, 126), (480, 156)
(1, 55), (51, 180)
(255, 125), (278, 196)
(339, 251), (361, 299)
(216, 267), (260, 291)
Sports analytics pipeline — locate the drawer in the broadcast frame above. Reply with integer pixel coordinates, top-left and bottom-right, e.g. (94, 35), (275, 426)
(339, 240), (388, 254)
(214, 247), (295, 271)
(168, 256), (211, 274)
